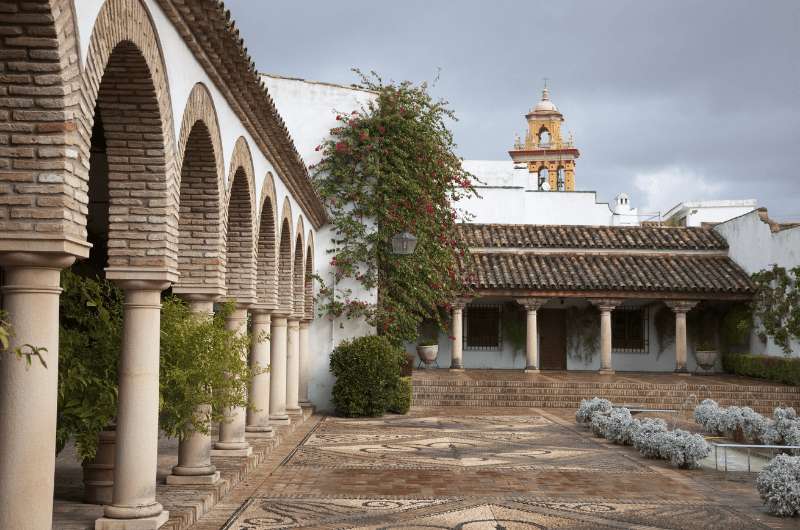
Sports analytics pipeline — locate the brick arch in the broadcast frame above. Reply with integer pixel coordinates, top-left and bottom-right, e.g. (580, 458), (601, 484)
(0, 1), (90, 253)
(304, 230), (315, 320)
(80, 0), (179, 272)
(292, 217), (306, 317)
(224, 137), (257, 304)
(174, 86), (226, 294)
(256, 172), (278, 309)
(277, 197), (294, 315)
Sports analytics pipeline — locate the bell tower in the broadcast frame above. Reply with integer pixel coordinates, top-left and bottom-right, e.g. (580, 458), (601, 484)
(509, 82), (580, 191)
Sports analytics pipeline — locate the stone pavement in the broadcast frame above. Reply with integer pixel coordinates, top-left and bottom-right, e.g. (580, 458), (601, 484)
(196, 407), (800, 529)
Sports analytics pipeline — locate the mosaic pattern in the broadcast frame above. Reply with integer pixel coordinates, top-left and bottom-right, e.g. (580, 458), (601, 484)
(288, 414), (647, 473)
(229, 496), (769, 530)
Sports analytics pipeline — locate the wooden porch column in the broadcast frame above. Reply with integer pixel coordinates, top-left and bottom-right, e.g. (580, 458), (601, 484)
(450, 298), (469, 371)
(590, 299), (623, 374)
(516, 298), (548, 372)
(665, 301), (699, 373)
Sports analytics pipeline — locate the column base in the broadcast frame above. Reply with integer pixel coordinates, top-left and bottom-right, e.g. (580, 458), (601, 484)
(286, 406), (303, 416)
(523, 367), (540, 374)
(166, 471), (220, 485)
(674, 369), (692, 377)
(299, 400), (313, 408)
(245, 425), (274, 434)
(170, 463), (216, 476)
(209, 446), (252, 457)
(598, 368), (615, 375)
(95, 511), (169, 530)
(449, 362), (464, 371)
(213, 440), (249, 451)
(269, 414), (290, 425)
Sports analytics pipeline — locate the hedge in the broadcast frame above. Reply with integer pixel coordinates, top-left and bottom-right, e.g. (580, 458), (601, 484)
(724, 353), (800, 387)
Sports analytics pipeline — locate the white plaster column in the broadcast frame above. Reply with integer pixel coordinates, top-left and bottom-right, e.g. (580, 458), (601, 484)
(269, 314), (290, 424)
(666, 301), (699, 374)
(516, 298), (548, 373)
(591, 299), (622, 375)
(298, 320), (312, 407)
(214, 306), (251, 454)
(286, 318), (301, 415)
(167, 296), (219, 485)
(98, 278), (171, 529)
(450, 299), (468, 371)
(246, 309), (273, 435)
(0, 252), (74, 530)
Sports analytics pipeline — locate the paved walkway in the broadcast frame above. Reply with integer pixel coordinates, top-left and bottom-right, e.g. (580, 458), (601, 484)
(199, 407), (800, 529)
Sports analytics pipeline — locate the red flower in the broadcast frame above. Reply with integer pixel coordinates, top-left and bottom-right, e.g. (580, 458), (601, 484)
(335, 115), (342, 121)
(378, 125), (386, 134)
(335, 142), (348, 153)
(359, 130), (369, 141)
(314, 145), (322, 152)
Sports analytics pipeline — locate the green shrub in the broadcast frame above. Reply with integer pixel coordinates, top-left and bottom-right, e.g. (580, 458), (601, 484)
(57, 270), (123, 460)
(330, 335), (406, 417)
(724, 352), (800, 386)
(388, 376), (412, 414)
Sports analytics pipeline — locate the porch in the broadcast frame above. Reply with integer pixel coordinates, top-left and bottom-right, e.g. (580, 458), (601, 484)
(411, 370), (800, 414)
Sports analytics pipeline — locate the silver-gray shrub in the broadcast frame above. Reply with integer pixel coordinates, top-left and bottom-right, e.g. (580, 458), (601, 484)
(632, 418), (669, 458)
(590, 409), (612, 438)
(576, 397), (613, 425)
(604, 408), (635, 445)
(656, 429), (711, 469)
(693, 399), (722, 433)
(756, 454), (800, 517)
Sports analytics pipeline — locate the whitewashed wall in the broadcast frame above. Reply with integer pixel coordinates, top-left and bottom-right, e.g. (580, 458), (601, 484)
(263, 75), (378, 411)
(715, 210), (800, 357)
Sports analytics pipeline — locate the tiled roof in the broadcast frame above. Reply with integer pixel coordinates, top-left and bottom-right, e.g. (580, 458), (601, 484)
(458, 224), (728, 251)
(462, 253), (753, 295)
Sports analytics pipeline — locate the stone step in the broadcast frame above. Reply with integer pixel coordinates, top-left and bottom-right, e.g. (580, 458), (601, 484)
(412, 381), (800, 394)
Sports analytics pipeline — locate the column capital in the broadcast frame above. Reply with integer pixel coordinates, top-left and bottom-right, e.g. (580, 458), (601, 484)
(299, 320), (311, 329)
(105, 266), (178, 286)
(664, 300), (699, 314)
(172, 286), (226, 300)
(589, 298), (624, 312)
(451, 297), (472, 310)
(0, 250), (76, 269)
(174, 291), (220, 304)
(515, 297), (549, 311)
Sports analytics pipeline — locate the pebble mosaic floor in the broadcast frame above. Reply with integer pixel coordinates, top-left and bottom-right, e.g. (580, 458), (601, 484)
(211, 408), (795, 530)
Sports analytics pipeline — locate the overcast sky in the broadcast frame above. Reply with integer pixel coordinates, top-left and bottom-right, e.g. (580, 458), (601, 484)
(226, 0), (799, 220)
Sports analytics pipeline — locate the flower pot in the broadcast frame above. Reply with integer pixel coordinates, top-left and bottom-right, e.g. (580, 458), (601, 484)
(416, 345), (438, 366)
(695, 350), (719, 371)
(82, 428), (115, 505)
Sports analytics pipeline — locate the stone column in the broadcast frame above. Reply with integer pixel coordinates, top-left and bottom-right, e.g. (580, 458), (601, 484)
(246, 309), (273, 435)
(590, 299), (623, 375)
(0, 252), (74, 530)
(269, 314), (290, 424)
(167, 296), (219, 485)
(666, 301), (699, 374)
(298, 320), (312, 407)
(450, 299), (468, 370)
(214, 306), (251, 455)
(286, 318), (302, 415)
(98, 278), (171, 529)
(516, 298), (548, 372)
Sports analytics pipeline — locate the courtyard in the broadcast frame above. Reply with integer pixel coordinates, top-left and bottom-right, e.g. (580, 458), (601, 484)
(180, 407), (795, 529)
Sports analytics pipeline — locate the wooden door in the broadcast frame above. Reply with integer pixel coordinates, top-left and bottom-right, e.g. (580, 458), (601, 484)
(539, 309), (566, 370)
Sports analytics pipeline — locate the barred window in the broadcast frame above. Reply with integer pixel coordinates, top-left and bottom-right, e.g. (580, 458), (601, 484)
(465, 304), (502, 350)
(612, 307), (649, 353)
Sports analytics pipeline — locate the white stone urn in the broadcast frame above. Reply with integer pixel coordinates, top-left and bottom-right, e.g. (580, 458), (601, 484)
(82, 427), (115, 504)
(695, 349), (719, 371)
(416, 344), (439, 366)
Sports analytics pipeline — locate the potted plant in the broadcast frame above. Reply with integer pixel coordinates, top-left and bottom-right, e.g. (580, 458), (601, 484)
(416, 338), (439, 367)
(694, 339), (719, 372)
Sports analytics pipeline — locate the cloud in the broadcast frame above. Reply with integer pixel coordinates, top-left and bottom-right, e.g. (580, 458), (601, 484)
(634, 167), (725, 215)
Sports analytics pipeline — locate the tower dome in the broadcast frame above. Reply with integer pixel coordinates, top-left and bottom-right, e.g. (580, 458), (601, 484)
(533, 86), (559, 113)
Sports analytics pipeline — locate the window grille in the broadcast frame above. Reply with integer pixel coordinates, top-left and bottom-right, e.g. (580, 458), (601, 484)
(612, 306), (649, 353)
(464, 303), (502, 351)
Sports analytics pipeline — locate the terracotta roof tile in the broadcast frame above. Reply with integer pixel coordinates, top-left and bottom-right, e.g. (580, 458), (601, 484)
(461, 253), (752, 295)
(458, 223), (728, 250)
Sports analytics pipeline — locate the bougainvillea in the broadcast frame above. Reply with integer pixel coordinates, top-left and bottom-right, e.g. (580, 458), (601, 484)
(312, 70), (477, 345)
(751, 265), (800, 354)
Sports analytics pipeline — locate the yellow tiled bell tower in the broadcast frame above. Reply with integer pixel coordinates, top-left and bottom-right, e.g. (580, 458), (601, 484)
(509, 83), (580, 191)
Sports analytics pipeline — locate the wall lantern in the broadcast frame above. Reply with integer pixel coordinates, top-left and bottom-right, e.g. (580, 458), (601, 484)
(391, 231), (418, 255)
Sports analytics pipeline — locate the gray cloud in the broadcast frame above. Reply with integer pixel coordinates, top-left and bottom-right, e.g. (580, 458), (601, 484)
(226, 0), (800, 220)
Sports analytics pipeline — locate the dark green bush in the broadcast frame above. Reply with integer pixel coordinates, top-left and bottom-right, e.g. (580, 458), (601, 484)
(724, 352), (800, 386)
(388, 376), (412, 414)
(330, 335), (406, 417)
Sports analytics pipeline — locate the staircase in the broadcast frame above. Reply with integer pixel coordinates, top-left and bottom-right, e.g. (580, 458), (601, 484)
(411, 371), (800, 415)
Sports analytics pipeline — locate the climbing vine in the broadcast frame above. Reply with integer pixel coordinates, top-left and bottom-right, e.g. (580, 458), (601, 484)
(312, 70), (478, 345)
(566, 305), (600, 364)
(751, 265), (800, 354)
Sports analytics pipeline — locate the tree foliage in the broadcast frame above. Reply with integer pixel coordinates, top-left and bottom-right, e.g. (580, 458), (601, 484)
(312, 70), (477, 345)
(751, 265), (800, 354)
(159, 298), (256, 440)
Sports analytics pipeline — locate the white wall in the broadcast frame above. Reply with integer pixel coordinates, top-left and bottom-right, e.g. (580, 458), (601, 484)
(715, 210), (800, 356)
